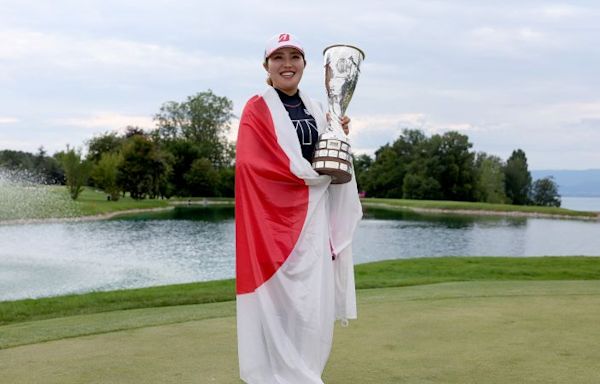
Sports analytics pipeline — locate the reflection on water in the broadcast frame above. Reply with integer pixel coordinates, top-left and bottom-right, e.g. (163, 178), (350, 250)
(356, 207), (529, 262)
(114, 205), (235, 222)
(362, 206), (529, 228)
(356, 206), (600, 261)
(1, 206), (599, 301)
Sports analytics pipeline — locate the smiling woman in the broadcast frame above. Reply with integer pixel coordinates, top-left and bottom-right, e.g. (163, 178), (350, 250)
(234, 33), (362, 384)
(263, 46), (305, 95)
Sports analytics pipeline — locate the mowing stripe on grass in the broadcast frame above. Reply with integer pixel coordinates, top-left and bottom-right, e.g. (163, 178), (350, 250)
(2, 256), (599, 326)
(1, 281), (599, 383)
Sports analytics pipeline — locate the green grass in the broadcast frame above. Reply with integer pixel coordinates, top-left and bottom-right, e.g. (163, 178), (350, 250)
(354, 256), (600, 288)
(325, 281), (600, 384)
(0, 186), (169, 220)
(72, 188), (169, 216)
(0, 184), (80, 220)
(0, 186), (233, 221)
(2, 281), (600, 383)
(1, 257), (600, 381)
(0, 279), (234, 326)
(362, 197), (598, 218)
(0, 300), (237, 350)
(2, 256), (599, 326)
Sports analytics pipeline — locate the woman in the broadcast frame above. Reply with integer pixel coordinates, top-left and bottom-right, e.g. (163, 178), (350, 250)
(235, 33), (362, 384)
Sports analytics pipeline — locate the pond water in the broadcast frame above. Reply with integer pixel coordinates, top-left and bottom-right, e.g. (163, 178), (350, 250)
(1, 206), (599, 301)
(561, 196), (600, 212)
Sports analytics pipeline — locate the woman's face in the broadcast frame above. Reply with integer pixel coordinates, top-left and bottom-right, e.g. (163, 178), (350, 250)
(264, 47), (305, 95)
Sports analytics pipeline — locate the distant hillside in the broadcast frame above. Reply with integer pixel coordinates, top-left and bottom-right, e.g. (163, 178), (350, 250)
(532, 169), (600, 197)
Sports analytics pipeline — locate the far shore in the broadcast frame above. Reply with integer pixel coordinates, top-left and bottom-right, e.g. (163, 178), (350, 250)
(0, 207), (176, 226)
(363, 202), (600, 221)
(1, 197), (598, 225)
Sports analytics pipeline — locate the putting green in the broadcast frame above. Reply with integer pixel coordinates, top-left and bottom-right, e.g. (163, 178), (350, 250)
(1, 281), (599, 383)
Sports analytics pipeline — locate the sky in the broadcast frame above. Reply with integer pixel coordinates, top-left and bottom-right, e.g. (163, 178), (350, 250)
(1, 0), (599, 170)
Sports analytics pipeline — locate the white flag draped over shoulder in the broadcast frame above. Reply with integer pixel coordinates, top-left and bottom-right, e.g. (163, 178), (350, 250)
(235, 87), (362, 384)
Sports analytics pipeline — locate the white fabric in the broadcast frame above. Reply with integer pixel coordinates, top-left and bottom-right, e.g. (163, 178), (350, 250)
(237, 87), (362, 384)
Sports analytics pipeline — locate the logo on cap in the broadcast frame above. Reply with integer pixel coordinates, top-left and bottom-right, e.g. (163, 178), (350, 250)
(278, 34), (290, 43)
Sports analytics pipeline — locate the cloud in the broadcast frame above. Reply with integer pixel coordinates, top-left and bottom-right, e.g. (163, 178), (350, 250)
(0, 139), (37, 151)
(466, 26), (550, 56)
(0, 28), (256, 79)
(1, 1), (599, 170)
(541, 100), (600, 120)
(538, 4), (581, 19)
(352, 113), (477, 134)
(55, 113), (155, 131)
(0, 117), (19, 124)
(347, 113), (478, 156)
(226, 118), (241, 143)
(350, 113), (425, 150)
(228, 111), (479, 158)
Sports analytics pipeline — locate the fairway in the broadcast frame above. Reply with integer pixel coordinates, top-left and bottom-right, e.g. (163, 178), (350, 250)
(1, 281), (599, 383)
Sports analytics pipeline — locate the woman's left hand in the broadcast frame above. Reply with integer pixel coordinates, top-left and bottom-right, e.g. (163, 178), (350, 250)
(341, 115), (351, 135)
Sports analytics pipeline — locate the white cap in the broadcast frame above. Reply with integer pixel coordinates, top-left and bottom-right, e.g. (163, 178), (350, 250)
(264, 33), (305, 60)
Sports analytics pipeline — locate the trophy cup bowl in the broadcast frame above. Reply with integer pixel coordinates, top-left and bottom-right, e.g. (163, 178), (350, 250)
(312, 44), (365, 184)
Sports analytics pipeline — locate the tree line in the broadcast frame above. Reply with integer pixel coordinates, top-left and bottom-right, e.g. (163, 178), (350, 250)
(353, 129), (560, 207)
(0, 90), (560, 206)
(1, 90), (234, 201)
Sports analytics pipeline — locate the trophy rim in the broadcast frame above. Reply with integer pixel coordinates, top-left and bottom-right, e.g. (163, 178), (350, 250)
(323, 44), (365, 60)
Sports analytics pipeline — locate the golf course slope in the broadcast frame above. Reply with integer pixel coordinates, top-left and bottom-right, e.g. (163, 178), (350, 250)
(1, 280), (599, 383)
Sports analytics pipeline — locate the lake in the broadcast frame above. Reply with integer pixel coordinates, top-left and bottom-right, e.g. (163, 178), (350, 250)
(561, 196), (600, 212)
(1, 205), (599, 301)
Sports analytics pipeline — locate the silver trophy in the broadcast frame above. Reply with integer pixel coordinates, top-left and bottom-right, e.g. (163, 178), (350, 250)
(312, 44), (365, 184)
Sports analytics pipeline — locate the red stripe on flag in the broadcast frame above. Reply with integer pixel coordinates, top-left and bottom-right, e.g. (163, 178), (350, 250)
(235, 96), (308, 294)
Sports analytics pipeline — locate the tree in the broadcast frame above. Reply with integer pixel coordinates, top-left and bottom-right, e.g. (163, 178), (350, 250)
(504, 149), (532, 205)
(361, 145), (403, 198)
(347, 129), (482, 201)
(35, 147), (64, 184)
(427, 131), (476, 201)
(153, 90), (234, 167)
(390, 129), (429, 197)
(531, 176), (561, 207)
(353, 153), (373, 193)
(474, 152), (507, 204)
(0, 149), (63, 184)
(402, 171), (442, 200)
(184, 158), (219, 197)
(91, 152), (123, 201)
(0, 149), (34, 170)
(215, 166), (235, 197)
(124, 126), (146, 138)
(34, 146), (47, 170)
(162, 139), (202, 196)
(401, 138), (442, 200)
(117, 134), (171, 199)
(358, 129), (479, 200)
(86, 132), (124, 163)
(56, 147), (91, 200)
(361, 129), (427, 198)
